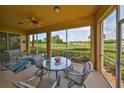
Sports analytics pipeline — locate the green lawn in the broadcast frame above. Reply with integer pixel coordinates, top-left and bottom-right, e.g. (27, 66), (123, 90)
(31, 42), (124, 63)
(36, 42), (124, 62)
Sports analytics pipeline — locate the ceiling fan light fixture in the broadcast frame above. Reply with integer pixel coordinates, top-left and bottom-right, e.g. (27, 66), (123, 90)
(54, 6), (60, 13)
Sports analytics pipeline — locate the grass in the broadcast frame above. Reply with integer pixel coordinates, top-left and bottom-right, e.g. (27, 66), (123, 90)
(36, 42), (124, 63)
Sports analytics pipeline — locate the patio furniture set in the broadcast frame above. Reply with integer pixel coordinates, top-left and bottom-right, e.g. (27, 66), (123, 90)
(0, 49), (93, 88)
(11, 53), (93, 88)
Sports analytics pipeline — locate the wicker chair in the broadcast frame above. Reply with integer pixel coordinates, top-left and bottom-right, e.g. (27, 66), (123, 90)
(67, 61), (93, 88)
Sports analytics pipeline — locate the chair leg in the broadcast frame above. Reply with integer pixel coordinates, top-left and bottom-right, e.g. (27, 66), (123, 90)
(64, 70), (68, 78)
(48, 71), (51, 78)
(68, 83), (75, 88)
(68, 80), (75, 88)
(82, 83), (86, 88)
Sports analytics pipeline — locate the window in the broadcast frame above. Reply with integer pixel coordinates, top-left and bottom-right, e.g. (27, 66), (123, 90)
(9, 34), (20, 50)
(0, 32), (20, 51)
(102, 10), (116, 87)
(0, 32), (7, 53)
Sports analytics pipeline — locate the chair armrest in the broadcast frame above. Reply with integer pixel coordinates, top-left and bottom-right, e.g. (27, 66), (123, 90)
(68, 71), (83, 76)
(12, 81), (35, 88)
(12, 81), (25, 88)
(18, 82), (35, 88)
(68, 70), (93, 76)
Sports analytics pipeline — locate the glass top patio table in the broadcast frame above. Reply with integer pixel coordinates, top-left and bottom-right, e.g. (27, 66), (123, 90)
(42, 57), (72, 79)
(42, 57), (72, 71)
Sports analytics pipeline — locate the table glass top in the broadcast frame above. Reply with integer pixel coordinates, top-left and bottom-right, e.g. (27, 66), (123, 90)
(42, 57), (72, 71)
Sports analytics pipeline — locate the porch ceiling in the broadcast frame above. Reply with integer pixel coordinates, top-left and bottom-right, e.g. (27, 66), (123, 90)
(0, 5), (100, 34)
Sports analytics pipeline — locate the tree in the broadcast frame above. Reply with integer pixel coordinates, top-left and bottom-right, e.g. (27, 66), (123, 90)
(42, 35), (63, 43)
(38, 39), (43, 43)
(52, 35), (63, 43)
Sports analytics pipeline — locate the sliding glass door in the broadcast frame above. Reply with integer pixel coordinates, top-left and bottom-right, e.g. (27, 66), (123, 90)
(102, 10), (116, 87)
(101, 5), (124, 88)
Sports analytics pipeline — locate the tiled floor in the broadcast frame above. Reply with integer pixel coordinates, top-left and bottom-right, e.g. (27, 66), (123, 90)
(0, 63), (111, 88)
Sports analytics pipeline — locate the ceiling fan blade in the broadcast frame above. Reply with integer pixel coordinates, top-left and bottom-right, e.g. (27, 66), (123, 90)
(37, 21), (44, 27)
(31, 16), (37, 21)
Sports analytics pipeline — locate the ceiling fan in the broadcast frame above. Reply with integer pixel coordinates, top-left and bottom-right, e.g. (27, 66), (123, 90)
(30, 16), (44, 28)
(20, 16), (44, 28)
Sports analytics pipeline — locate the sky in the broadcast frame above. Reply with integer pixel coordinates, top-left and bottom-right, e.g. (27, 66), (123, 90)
(30, 6), (124, 42)
(35, 26), (90, 42)
(103, 7), (124, 40)
(103, 10), (116, 40)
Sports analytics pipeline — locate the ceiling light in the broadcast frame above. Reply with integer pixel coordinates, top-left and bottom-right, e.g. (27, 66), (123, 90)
(54, 6), (60, 13)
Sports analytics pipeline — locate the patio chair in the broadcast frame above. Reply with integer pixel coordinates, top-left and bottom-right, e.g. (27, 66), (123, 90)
(25, 54), (48, 81)
(12, 75), (60, 88)
(63, 51), (74, 78)
(67, 61), (93, 88)
(13, 54), (48, 85)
